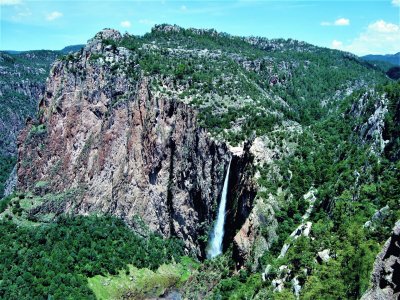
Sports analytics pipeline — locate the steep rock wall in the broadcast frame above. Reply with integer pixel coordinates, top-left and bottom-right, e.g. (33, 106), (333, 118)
(0, 51), (58, 157)
(362, 221), (400, 300)
(16, 29), (257, 257)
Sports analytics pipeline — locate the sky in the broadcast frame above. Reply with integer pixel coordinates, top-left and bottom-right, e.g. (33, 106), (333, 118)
(0, 0), (399, 55)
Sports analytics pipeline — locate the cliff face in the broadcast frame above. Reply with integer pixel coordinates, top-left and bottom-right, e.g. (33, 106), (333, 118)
(17, 29), (257, 256)
(0, 51), (59, 157)
(362, 221), (400, 300)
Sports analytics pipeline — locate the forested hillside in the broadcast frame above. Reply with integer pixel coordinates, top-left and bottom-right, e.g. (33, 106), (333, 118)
(0, 25), (398, 299)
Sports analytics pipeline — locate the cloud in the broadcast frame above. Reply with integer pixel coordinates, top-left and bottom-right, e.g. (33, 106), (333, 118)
(332, 20), (400, 55)
(139, 19), (154, 25)
(120, 20), (131, 28)
(46, 11), (62, 21)
(0, 0), (21, 5)
(321, 18), (350, 26)
(332, 40), (343, 48)
(392, 0), (400, 7)
(180, 5), (187, 11)
(334, 18), (350, 26)
(368, 19), (398, 33)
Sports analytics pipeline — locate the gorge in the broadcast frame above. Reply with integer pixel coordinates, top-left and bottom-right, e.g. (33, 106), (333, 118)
(0, 24), (399, 299)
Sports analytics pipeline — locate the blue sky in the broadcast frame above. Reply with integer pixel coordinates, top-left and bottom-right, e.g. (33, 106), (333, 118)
(1, 0), (399, 55)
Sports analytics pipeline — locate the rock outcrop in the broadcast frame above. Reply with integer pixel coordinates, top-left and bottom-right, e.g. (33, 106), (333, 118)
(0, 51), (59, 157)
(362, 221), (400, 300)
(3, 164), (17, 197)
(16, 29), (256, 257)
(350, 90), (389, 155)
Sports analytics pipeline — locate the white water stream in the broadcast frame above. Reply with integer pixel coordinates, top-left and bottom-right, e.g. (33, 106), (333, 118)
(207, 158), (232, 258)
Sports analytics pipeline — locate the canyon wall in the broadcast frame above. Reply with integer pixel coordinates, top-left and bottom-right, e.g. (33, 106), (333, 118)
(17, 29), (255, 257)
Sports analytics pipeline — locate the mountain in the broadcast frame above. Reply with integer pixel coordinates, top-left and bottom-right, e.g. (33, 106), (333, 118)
(0, 25), (399, 299)
(0, 50), (60, 196)
(0, 50), (60, 156)
(60, 44), (85, 54)
(361, 52), (400, 66)
(3, 45), (85, 55)
(0, 45), (85, 197)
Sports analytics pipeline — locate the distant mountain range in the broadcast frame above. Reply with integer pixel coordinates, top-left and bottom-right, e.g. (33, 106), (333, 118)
(5, 46), (399, 67)
(60, 44), (85, 53)
(3, 44), (85, 55)
(361, 52), (400, 66)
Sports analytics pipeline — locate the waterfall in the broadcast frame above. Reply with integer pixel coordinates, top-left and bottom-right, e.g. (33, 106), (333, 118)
(207, 158), (232, 259)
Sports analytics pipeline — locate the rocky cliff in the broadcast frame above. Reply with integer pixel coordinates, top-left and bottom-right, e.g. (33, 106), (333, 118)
(0, 51), (59, 157)
(17, 29), (256, 257)
(362, 221), (400, 300)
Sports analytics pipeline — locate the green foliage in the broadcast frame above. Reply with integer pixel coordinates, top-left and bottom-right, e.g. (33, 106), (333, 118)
(104, 26), (387, 145)
(255, 81), (400, 299)
(301, 259), (346, 300)
(181, 254), (234, 299)
(212, 273), (263, 300)
(301, 222), (380, 299)
(0, 193), (14, 213)
(29, 124), (47, 136)
(88, 257), (198, 299)
(0, 215), (184, 299)
(88, 53), (103, 61)
(1, 28), (399, 300)
(381, 82), (400, 160)
(0, 155), (16, 197)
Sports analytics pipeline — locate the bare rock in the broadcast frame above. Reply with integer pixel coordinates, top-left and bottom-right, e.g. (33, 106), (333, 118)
(3, 164), (17, 197)
(94, 28), (122, 42)
(317, 249), (331, 263)
(16, 31), (256, 258)
(361, 221), (400, 300)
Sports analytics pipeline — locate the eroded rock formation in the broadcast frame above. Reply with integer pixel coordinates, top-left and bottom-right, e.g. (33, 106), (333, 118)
(362, 221), (400, 300)
(17, 29), (256, 257)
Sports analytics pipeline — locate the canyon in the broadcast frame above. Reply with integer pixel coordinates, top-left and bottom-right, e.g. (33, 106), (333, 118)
(16, 29), (256, 258)
(1, 25), (399, 299)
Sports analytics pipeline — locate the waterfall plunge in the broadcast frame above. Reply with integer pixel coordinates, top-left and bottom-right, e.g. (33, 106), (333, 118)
(207, 158), (232, 259)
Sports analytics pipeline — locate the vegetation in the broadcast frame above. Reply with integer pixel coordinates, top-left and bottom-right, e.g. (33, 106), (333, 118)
(0, 50), (60, 196)
(88, 257), (199, 299)
(192, 81), (400, 299)
(0, 215), (184, 299)
(102, 25), (388, 145)
(1, 25), (399, 299)
(0, 155), (16, 197)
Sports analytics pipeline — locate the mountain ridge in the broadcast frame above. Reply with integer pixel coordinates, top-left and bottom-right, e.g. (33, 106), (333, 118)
(0, 26), (399, 299)
(362, 52), (400, 66)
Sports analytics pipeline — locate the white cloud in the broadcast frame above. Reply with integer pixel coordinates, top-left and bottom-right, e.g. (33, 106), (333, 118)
(321, 18), (350, 26)
(138, 19), (154, 25)
(332, 20), (400, 55)
(392, 0), (400, 7)
(0, 0), (21, 5)
(46, 11), (62, 21)
(332, 40), (343, 48)
(120, 20), (131, 28)
(368, 19), (398, 33)
(334, 18), (350, 26)
(180, 5), (187, 11)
